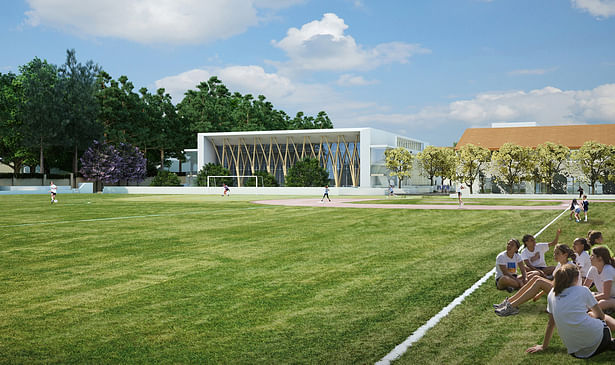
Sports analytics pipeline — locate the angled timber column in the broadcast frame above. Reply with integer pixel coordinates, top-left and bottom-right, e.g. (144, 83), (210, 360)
(224, 138), (242, 187)
(211, 139), (221, 166)
(341, 136), (359, 187)
(322, 136), (339, 187)
(240, 137), (255, 175)
(256, 137), (271, 173)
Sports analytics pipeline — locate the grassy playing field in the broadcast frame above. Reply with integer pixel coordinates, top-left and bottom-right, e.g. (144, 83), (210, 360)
(1, 194), (614, 364)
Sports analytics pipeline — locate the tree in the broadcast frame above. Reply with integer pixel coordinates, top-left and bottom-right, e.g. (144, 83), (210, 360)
(533, 142), (570, 194)
(0, 72), (36, 176)
(196, 163), (233, 186)
(246, 170), (279, 187)
(57, 49), (103, 179)
(490, 143), (533, 194)
(455, 144), (491, 194)
(79, 140), (121, 192)
(572, 141), (613, 194)
(416, 146), (454, 186)
(284, 157), (329, 187)
(438, 147), (457, 187)
(18, 57), (61, 175)
(384, 147), (413, 188)
(116, 142), (146, 185)
(150, 170), (181, 186)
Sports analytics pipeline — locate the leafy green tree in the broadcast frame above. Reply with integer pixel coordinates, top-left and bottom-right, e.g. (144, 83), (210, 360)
(57, 49), (103, 177)
(490, 143), (533, 194)
(150, 170), (181, 186)
(417, 145), (456, 186)
(384, 147), (413, 188)
(572, 141), (613, 194)
(18, 57), (61, 174)
(438, 147), (457, 187)
(533, 142), (570, 194)
(455, 144), (491, 194)
(246, 170), (279, 187)
(0, 72), (36, 175)
(285, 157), (329, 187)
(196, 163), (233, 186)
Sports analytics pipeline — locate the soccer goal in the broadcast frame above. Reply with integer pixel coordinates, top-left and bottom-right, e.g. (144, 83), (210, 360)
(206, 175), (261, 188)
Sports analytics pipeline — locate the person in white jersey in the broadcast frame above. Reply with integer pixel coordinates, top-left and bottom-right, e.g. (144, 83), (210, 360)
(49, 181), (57, 203)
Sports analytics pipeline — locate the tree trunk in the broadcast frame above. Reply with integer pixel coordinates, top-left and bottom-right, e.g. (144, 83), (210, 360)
(160, 149), (165, 170)
(39, 137), (45, 175)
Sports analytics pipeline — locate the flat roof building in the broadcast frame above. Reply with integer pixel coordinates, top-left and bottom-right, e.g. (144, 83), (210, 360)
(197, 128), (428, 188)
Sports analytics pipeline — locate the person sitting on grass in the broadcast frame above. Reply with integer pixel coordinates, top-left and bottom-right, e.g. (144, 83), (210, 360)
(526, 263), (615, 358)
(495, 238), (527, 293)
(585, 247), (615, 314)
(573, 237), (592, 283)
(495, 244), (577, 317)
(521, 228), (561, 280)
(588, 230), (614, 258)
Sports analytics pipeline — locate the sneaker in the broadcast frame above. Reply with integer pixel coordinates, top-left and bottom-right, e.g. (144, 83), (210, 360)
(576, 219), (580, 223)
(493, 297), (509, 309)
(496, 302), (519, 316)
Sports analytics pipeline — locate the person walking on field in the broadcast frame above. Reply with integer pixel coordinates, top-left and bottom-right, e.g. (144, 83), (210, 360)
(321, 185), (331, 202)
(457, 184), (464, 207)
(578, 185), (584, 199)
(222, 183), (230, 197)
(582, 195), (589, 222)
(49, 181), (57, 203)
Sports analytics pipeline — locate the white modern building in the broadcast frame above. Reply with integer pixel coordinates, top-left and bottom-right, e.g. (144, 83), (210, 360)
(197, 128), (428, 188)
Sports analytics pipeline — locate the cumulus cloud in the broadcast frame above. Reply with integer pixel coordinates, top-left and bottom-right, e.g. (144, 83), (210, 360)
(571, 0), (615, 18)
(348, 84), (615, 133)
(271, 13), (430, 72)
(155, 65), (377, 116)
(23, 0), (263, 44)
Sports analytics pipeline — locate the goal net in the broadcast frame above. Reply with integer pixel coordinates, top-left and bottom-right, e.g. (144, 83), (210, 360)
(206, 175), (261, 188)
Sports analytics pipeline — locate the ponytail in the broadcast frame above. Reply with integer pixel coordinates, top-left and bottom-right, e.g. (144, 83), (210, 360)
(592, 246), (615, 267)
(574, 237), (590, 252)
(555, 244), (576, 264)
(553, 263), (579, 296)
(588, 231), (603, 246)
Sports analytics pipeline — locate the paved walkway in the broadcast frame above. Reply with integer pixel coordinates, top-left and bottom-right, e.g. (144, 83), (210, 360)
(251, 198), (571, 210)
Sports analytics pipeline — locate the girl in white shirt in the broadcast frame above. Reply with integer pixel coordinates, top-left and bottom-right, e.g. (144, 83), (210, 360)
(494, 244), (576, 316)
(573, 237), (592, 283)
(526, 264), (615, 358)
(585, 246), (615, 313)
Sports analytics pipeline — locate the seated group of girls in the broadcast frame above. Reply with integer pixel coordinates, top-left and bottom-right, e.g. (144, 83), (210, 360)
(494, 230), (615, 358)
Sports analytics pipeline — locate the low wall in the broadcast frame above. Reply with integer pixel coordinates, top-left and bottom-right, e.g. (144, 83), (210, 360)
(0, 183), (94, 195)
(102, 186), (392, 196)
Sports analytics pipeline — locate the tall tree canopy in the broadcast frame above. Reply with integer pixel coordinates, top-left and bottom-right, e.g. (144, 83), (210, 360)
(384, 147), (414, 188)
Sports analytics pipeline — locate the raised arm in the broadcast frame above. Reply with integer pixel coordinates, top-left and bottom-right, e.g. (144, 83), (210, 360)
(548, 228), (561, 247)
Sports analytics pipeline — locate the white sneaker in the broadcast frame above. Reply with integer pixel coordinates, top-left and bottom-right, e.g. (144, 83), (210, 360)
(495, 302), (519, 316)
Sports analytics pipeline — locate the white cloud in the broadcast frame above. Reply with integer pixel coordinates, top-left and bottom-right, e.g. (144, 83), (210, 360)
(348, 84), (615, 135)
(155, 65), (377, 116)
(336, 74), (378, 86)
(508, 67), (558, 76)
(271, 13), (430, 72)
(23, 0), (262, 44)
(571, 0), (615, 18)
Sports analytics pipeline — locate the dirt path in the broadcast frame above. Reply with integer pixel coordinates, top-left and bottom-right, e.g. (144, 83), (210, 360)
(251, 198), (570, 210)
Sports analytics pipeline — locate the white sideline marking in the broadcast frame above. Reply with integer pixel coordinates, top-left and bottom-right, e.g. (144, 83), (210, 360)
(0, 207), (267, 228)
(376, 207), (569, 365)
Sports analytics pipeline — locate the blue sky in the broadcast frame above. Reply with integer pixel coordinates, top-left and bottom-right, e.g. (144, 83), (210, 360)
(2, 0), (614, 146)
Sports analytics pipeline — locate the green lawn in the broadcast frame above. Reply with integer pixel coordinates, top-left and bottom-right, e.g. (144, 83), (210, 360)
(1, 194), (613, 364)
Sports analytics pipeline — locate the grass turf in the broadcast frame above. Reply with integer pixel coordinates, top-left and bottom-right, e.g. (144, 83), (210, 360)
(0, 194), (613, 364)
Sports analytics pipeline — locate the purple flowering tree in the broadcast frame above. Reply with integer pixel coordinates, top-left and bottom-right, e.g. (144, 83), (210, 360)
(80, 140), (121, 192)
(116, 142), (146, 185)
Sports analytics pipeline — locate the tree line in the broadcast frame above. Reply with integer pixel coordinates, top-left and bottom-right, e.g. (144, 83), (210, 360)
(0, 49), (333, 180)
(386, 141), (615, 194)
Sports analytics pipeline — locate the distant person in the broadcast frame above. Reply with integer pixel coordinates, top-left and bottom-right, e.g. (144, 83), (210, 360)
(49, 181), (57, 203)
(321, 185), (331, 202)
(578, 185), (584, 198)
(388, 185), (394, 197)
(569, 199), (581, 222)
(526, 263), (615, 358)
(583, 195), (589, 222)
(457, 184), (464, 207)
(222, 183), (230, 197)
(495, 238), (527, 292)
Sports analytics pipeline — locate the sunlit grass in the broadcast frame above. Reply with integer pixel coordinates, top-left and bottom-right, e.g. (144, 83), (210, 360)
(0, 194), (613, 363)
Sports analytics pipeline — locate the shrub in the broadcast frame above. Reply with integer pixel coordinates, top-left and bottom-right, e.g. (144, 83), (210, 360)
(285, 158), (329, 187)
(246, 171), (278, 187)
(150, 170), (181, 186)
(196, 163), (233, 187)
